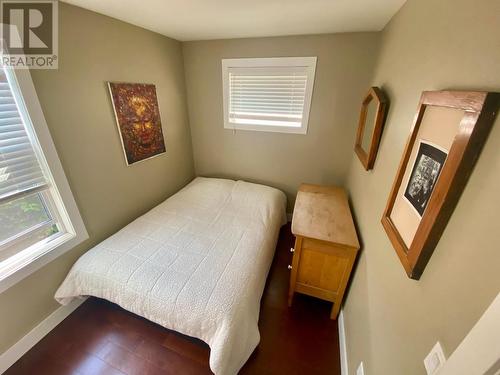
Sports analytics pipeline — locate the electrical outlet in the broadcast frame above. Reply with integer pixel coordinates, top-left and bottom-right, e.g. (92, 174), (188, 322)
(424, 342), (446, 375)
(356, 361), (365, 375)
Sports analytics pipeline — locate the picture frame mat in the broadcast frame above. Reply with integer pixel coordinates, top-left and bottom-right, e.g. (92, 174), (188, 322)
(389, 105), (464, 248)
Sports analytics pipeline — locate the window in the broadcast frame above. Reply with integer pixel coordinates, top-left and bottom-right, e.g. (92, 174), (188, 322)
(222, 57), (317, 134)
(0, 65), (87, 292)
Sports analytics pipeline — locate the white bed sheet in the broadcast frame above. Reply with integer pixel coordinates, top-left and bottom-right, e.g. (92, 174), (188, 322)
(55, 177), (287, 375)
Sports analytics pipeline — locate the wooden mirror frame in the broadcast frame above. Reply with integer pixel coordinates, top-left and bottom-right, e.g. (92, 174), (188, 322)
(381, 91), (499, 280)
(354, 87), (388, 170)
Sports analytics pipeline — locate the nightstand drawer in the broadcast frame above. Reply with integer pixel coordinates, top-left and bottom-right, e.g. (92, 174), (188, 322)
(302, 237), (356, 258)
(296, 247), (349, 293)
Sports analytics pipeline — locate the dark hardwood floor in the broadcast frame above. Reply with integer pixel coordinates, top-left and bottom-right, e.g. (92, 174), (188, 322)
(5, 224), (341, 375)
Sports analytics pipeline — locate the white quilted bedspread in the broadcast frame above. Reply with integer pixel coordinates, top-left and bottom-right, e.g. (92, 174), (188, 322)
(55, 177), (287, 375)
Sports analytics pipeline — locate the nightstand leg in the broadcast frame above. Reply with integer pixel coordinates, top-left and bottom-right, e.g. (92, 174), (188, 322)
(288, 237), (301, 308)
(288, 290), (294, 307)
(330, 302), (340, 320)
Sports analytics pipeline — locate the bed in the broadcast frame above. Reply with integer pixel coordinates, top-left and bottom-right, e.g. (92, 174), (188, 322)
(55, 177), (287, 375)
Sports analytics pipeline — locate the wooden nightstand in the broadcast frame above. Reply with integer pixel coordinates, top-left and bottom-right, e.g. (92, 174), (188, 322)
(288, 184), (360, 319)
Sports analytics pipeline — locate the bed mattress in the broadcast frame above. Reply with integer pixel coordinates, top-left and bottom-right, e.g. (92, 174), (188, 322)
(55, 177), (287, 374)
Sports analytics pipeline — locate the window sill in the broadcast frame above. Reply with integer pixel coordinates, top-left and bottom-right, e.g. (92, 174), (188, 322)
(0, 230), (88, 294)
(224, 122), (308, 135)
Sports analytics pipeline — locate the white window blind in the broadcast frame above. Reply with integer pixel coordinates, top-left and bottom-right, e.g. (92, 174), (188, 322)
(0, 70), (48, 204)
(222, 57), (317, 134)
(229, 68), (307, 127)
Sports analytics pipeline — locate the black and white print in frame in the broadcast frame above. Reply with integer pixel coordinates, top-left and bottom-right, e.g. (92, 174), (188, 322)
(404, 141), (448, 217)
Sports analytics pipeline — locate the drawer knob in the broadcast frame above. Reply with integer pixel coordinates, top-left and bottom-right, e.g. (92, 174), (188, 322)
(290, 247), (295, 253)
(287, 265), (292, 270)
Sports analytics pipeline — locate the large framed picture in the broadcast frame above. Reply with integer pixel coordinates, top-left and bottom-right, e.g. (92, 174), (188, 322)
(108, 82), (166, 165)
(381, 91), (499, 279)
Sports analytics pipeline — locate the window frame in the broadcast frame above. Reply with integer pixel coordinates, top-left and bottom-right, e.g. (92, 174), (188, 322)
(221, 57), (317, 135)
(0, 65), (88, 294)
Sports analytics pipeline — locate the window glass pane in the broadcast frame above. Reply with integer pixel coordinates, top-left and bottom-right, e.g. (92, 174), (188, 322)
(0, 192), (54, 242)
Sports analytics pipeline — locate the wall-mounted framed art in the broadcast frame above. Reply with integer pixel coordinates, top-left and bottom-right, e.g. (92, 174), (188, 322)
(108, 82), (166, 166)
(382, 91), (499, 279)
(354, 87), (388, 170)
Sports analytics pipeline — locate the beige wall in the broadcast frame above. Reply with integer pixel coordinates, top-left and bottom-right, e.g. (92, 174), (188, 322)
(343, 0), (500, 374)
(0, 3), (194, 353)
(182, 34), (380, 211)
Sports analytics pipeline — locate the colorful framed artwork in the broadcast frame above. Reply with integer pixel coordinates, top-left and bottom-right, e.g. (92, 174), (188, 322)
(381, 91), (499, 279)
(108, 82), (166, 165)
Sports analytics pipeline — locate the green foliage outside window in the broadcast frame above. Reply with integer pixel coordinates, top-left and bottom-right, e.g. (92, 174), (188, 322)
(0, 194), (58, 242)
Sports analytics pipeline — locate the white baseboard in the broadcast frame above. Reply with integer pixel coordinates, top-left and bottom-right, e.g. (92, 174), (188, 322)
(0, 297), (86, 374)
(338, 309), (349, 375)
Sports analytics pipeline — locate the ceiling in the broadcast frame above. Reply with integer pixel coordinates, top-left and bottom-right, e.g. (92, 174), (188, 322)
(62, 0), (407, 42)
